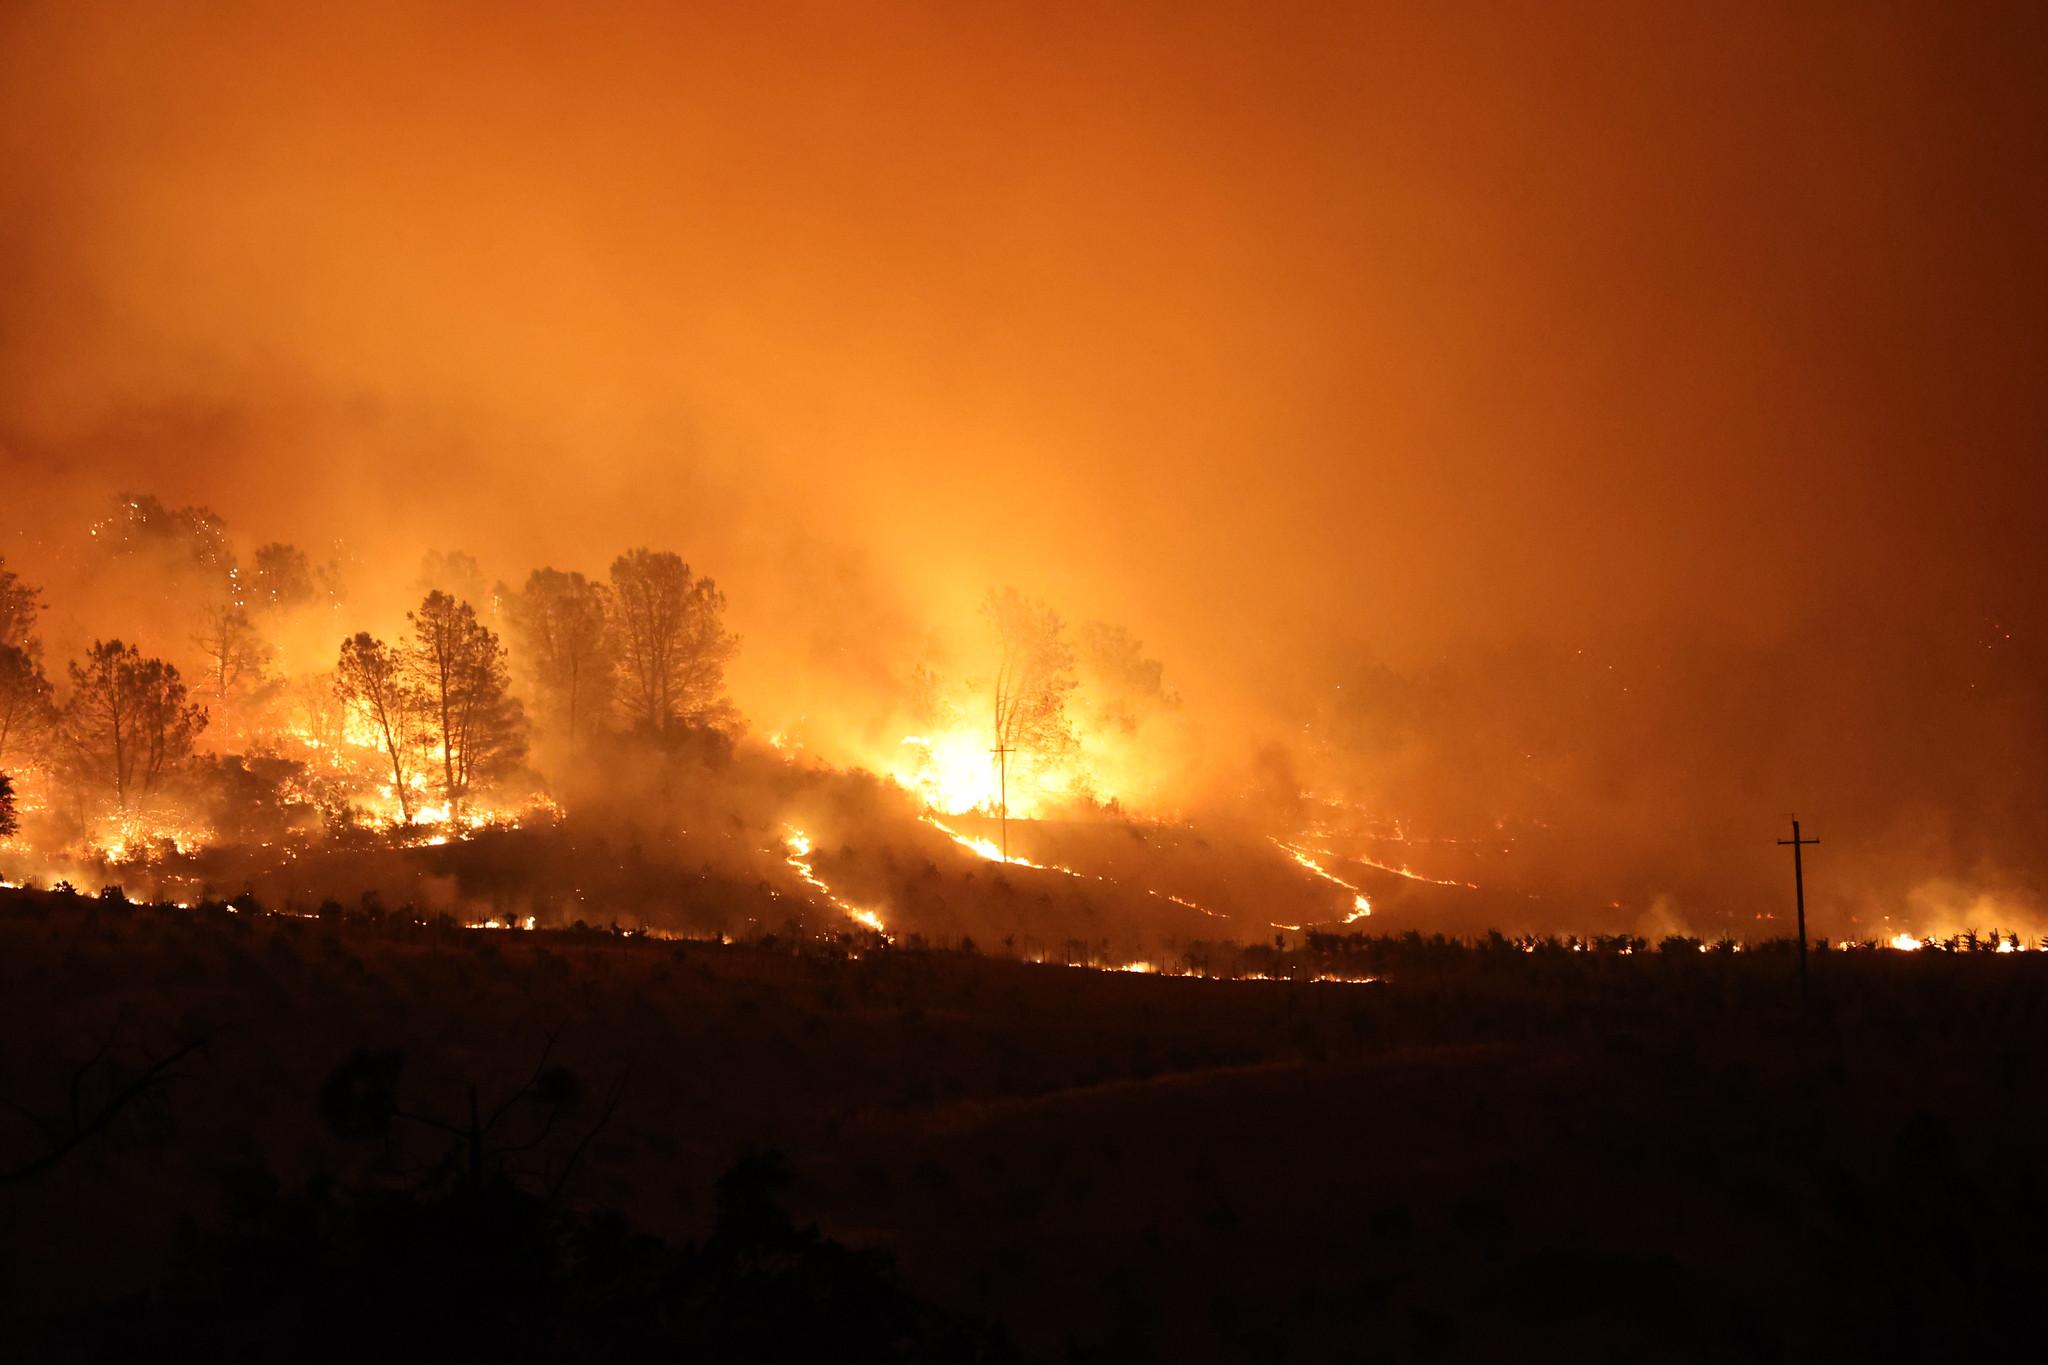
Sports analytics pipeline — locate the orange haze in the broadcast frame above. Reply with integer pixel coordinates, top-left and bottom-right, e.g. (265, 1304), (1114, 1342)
(3, 2), (2044, 938)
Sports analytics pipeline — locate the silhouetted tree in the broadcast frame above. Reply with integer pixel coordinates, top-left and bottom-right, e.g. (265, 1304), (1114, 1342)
(0, 561), (56, 770)
(0, 1019), (206, 1186)
(91, 493), (235, 581)
(316, 1041), (613, 1196)
(192, 753), (323, 843)
(417, 549), (487, 607)
(292, 670), (350, 753)
(1077, 620), (1175, 734)
(248, 541), (316, 611)
(191, 601), (272, 737)
(407, 592), (526, 819)
(0, 556), (41, 653)
(985, 587), (1077, 761)
(608, 549), (737, 734)
(62, 641), (208, 812)
(0, 771), (15, 839)
(506, 568), (614, 756)
(0, 644), (55, 768)
(335, 633), (425, 823)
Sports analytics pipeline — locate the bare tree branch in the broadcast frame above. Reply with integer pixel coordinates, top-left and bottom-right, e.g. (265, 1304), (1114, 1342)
(0, 1035), (206, 1186)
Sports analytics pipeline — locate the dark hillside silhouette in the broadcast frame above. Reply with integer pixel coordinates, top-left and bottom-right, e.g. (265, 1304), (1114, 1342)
(4, 889), (2048, 1360)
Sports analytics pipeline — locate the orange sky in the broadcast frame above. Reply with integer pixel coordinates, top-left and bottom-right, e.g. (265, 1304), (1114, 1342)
(6, 1), (2041, 645)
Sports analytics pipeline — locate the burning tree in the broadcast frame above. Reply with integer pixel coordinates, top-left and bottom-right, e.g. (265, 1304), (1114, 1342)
(0, 559), (40, 652)
(335, 633), (426, 824)
(249, 542), (315, 611)
(292, 671), (350, 753)
(190, 602), (272, 740)
(89, 497), (244, 682)
(91, 493), (236, 586)
(0, 560), (56, 777)
(407, 592), (525, 821)
(61, 641), (209, 813)
(0, 647), (55, 771)
(505, 568), (614, 758)
(251, 541), (346, 613)
(0, 771), (15, 840)
(608, 549), (736, 735)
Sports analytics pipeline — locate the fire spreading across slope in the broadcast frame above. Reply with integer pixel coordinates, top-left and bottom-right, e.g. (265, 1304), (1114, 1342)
(1274, 840), (1374, 924)
(781, 827), (888, 936)
(793, 724), (1424, 939)
(6, 494), (2040, 962)
(775, 703), (1502, 940)
(766, 715), (1361, 944)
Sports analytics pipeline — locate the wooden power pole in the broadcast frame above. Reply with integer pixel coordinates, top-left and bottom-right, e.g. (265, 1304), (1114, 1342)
(990, 741), (1013, 862)
(1778, 817), (1820, 1008)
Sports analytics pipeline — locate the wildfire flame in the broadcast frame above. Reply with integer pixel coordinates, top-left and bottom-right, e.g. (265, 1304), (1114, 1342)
(924, 815), (1048, 869)
(782, 827), (888, 935)
(1274, 840), (1373, 923)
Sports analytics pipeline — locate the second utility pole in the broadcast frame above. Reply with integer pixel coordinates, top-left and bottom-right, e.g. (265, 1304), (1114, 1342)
(1778, 817), (1820, 1009)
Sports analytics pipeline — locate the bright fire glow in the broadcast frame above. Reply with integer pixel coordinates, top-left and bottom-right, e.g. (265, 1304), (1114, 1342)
(886, 725), (1109, 819)
(894, 732), (1008, 816)
(1347, 852), (1481, 890)
(924, 815), (1053, 870)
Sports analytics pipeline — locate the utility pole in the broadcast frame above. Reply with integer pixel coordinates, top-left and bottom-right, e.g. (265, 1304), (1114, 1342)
(990, 741), (1013, 862)
(1778, 817), (1820, 1009)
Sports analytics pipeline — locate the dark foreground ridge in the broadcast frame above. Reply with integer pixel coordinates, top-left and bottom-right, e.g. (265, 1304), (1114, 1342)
(3, 886), (2046, 1361)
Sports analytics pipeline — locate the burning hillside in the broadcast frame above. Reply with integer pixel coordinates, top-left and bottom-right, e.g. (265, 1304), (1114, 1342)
(8, 7), (2048, 1359)
(0, 500), (1458, 960)
(3, 488), (2047, 958)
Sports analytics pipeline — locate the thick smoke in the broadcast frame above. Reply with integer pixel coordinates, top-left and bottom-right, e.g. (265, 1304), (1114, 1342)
(3, 2), (2044, 941)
